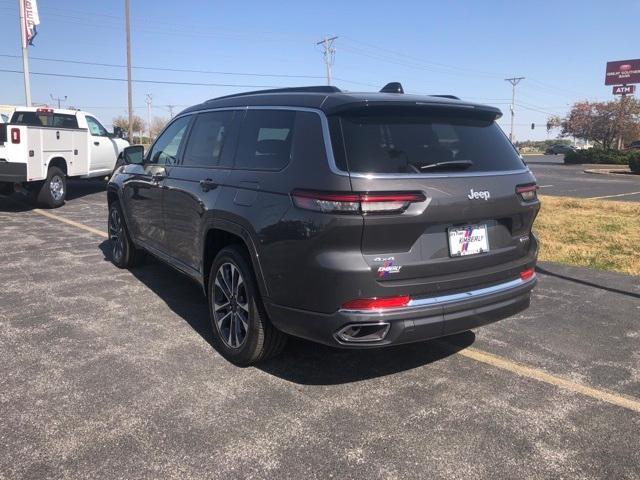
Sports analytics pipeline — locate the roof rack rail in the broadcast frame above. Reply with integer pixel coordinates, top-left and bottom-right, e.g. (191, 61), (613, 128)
(430, 95), (460, 100)
(206, 86), (342, 103)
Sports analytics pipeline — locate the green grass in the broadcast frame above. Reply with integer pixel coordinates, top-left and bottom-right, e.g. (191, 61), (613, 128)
(534, 196), (640, 276)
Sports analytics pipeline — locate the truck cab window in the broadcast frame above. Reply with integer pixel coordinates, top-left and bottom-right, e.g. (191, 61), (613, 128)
(85, 116), (109, 137)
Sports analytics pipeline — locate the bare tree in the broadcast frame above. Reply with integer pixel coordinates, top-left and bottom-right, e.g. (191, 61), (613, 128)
(149, 117), (169, 139)
(113, 115), (146, 141)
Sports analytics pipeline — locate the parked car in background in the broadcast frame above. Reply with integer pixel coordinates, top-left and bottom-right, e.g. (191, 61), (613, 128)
(545, 144), (576, 155)
(626, 140), (640, 150)
(108, 84), (540, 366)
(0, 107), (128, 207)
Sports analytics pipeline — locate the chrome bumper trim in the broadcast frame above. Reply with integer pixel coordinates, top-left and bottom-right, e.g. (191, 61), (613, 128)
(339, 274), (536, 315)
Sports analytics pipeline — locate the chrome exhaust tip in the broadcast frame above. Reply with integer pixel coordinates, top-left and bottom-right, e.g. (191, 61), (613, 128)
(336, 322), (390, 343)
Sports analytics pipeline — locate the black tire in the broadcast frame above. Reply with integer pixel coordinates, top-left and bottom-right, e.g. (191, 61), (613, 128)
(108, 202), (138, 268)
(0, 183), (14, 196)
(208, 246), (287, 366)
(36, 166), (67, 208)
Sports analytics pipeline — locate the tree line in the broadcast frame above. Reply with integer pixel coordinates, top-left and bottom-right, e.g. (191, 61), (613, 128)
(547, 97), (640, 150)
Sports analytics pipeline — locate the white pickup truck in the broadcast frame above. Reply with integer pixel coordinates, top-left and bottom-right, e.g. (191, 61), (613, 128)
(0, 107), (128, 208)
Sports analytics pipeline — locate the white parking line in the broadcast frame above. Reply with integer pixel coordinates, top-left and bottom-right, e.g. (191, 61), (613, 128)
(538, 185), (554, 188)
(586, 191), (640, 200)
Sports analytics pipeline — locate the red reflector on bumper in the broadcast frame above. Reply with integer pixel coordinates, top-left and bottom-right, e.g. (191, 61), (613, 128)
(341, 295), (411, 310)
(520, 268), (535, 281)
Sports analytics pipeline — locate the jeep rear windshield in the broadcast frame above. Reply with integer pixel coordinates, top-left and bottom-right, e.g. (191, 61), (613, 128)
(329, 107), (525, 174)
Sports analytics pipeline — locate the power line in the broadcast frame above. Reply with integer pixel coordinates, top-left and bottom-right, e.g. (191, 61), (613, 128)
(0, 68), (283, 88)
(341, 36), (505, 79)
(0, 53), (325, 79)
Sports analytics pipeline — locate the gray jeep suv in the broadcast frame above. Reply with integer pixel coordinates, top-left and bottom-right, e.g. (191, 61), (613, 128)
(107, 84), (540, 366)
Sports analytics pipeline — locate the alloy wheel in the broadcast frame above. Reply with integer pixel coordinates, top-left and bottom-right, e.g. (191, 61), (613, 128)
(213, 262), (250, 349)
(108, 207), (124, 262)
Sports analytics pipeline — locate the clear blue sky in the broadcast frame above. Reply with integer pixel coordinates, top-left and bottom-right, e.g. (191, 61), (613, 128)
(0, 0), (637, 140)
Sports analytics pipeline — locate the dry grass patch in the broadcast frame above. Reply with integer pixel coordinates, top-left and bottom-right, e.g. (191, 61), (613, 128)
(534, 195), (640, 276)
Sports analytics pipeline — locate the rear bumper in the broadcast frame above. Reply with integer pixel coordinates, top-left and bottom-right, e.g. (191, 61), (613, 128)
(266, 274), (537, 348)
(0, 161), (27, 183)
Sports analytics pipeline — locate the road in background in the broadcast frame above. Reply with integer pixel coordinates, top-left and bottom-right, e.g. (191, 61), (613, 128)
(525, 155), (640, 201)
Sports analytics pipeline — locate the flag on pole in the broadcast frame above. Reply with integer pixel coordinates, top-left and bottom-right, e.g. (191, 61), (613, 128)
(21, 0), (40, 47)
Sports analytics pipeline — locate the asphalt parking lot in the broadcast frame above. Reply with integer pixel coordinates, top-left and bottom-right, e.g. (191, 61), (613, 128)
(1, 184), (639, 479)
(526, 154), (640, 201)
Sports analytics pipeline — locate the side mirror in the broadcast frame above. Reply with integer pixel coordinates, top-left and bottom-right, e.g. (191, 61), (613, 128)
(123, 145), (145, 165)
(113, 126), (124, 138)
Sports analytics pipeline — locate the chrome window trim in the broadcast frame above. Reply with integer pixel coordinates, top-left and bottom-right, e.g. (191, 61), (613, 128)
(171, 105), (531, 179)
(339, 274), (536, 315)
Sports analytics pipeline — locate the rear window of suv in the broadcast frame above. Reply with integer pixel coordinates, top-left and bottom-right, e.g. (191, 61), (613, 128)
(329, 107), (525, 174)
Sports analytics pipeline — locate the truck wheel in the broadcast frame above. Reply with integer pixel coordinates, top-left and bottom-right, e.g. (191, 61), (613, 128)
(108, 202), (138, 268)
(208, 246), (287, 366)
(37, 166), (67, 208)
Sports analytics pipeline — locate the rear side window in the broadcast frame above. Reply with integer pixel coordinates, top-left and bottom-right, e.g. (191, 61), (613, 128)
(330, 107), (524, 174)
(11, 112), (79, 129)
(235, 110), (295, 171)
(182, 111), (234, 167)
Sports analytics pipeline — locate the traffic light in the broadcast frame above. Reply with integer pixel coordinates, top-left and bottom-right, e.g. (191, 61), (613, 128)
(531, 123), (535, 130)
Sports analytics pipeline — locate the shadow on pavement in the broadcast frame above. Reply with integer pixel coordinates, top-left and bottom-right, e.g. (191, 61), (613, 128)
(0, 179), (107, 211)
(257, 332), (475, 385)
(99, 240), (476, 385)
(536, 265), (640, 300)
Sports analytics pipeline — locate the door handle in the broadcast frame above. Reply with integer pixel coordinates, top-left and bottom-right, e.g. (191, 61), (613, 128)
(94, 141), (100, 146)
(200, 179), (217, 192)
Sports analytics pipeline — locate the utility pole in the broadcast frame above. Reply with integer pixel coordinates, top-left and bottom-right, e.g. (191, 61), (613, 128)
(505, 77), (525, 142)
(50, 94), (67, 108)
(617, 92), (627, 150)
(316, 36), (338, 86)
(166, 104), (176, 118)
(124, 0), (133, 141)
(18, 0), (32, 106)
(145, 93), (153, 142)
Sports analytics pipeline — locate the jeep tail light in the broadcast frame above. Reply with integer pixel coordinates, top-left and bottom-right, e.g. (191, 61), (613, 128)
(516, 183), (538, 202)
(520, 267), (535, 281)
(341, 295), (411, 310)
(10, 128), (20, 144)
(291, 190), (425, 214)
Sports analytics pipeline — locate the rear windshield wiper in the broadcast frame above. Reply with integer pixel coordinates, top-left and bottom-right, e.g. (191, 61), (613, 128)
(417, 159), (474, 171)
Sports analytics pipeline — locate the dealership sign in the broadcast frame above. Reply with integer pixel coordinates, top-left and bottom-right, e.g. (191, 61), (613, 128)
(605, 59), (640, 85)
(612, 85), (635, 95)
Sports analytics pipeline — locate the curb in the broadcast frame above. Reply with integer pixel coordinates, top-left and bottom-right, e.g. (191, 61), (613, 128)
(583, 168), (634, 176)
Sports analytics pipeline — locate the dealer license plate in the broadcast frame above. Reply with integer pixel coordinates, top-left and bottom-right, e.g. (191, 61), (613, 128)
(448, 224), (489, 257)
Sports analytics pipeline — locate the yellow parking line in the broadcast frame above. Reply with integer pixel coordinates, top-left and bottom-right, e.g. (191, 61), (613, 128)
(32, 208), (108, 239)
(452, 346), (640, 413)
(24, 205), (640, 414)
